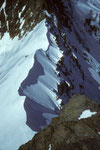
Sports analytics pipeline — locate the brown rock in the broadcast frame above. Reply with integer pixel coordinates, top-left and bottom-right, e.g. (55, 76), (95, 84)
(18, 95), (100, 150)
(0, 0), (47, 39)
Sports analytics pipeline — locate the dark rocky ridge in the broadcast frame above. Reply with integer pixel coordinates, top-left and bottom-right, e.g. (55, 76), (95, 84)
(18, 95), (100, 150)
(0, 0), (47, 38)
(46, 0), (100, 104)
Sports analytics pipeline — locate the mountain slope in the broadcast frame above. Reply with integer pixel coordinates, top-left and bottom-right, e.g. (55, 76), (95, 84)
(0, 1), (63, 149)
(46, 0), (100, 104)
(0, 20), (47, 150)
(0, 0), (100, 150)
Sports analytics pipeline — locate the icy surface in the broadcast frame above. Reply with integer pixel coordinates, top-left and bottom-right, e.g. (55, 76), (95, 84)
(0, 0), (6, 11)
(0, 16), (63, 149)
(78, 110), (97, 120)
(0, 20), (59, 150)
(48, 144), (51, 150)
(19, 30), (63, 131)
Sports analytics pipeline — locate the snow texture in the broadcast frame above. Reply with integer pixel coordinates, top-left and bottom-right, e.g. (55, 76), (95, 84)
(19, 24), (63, 131)
(0, 17), (63, 150)
(78, 110), (97, 120)
(48, 144), (51, 150)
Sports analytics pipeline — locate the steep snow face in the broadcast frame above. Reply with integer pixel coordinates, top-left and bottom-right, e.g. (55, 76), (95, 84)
(48, 144), (51, 150)
(47, 0), (100, 104)
(0, 20), (62, 150)
(19, 26), (63, 131)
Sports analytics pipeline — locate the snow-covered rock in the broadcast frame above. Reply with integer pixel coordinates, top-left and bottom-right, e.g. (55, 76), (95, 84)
(78, 109), (97, 120)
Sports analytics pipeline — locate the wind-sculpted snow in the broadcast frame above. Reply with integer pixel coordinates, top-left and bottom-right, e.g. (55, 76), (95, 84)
(19, 32), (63, 131)
(0, 17), (63, 149)
(0, 20), (62, 150)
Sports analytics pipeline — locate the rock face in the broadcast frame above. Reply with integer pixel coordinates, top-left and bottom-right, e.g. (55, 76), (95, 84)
(46, 0), (100, 104)
(0, 0), (46, 38)
(18, 95), (100, 150)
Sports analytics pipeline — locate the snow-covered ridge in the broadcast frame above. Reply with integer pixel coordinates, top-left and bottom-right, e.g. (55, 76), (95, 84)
(0, 19), (62, 150)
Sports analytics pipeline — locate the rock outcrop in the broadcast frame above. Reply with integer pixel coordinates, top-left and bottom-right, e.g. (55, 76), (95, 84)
(0, 0), (47, 38)
(18, 95), (100, 150)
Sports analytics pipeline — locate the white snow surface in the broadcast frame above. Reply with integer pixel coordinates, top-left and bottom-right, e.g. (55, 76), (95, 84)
(22, 32), (63, 111)
(0, 19), (62, 150)
(44, 10), (51, 18)
(78, 110), (97, 120)
(98, 132), (100, 135)
(48, 144), (51, 150)
(0, 0), (6, 11)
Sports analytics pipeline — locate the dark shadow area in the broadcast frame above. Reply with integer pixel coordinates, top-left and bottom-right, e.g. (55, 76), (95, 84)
(19, 50), (59, 131)
(24, 97), (59, 131)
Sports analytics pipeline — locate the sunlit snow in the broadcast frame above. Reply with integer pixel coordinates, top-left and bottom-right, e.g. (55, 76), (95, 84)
(98, 132), (100, 135)
(48, 144), (51, 150)
(0, 20), (49, 150)
(0, 17), (63, 150)
(78, 109), (97, 120)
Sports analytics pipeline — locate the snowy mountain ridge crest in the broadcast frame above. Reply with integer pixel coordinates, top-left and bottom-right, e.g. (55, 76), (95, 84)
(0, 0), (100, 150)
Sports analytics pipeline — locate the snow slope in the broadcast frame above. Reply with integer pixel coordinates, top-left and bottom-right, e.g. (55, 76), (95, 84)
(0, 20), (62, 150)
(19, 25), (63, 131)
(48, 0), (100, 104)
